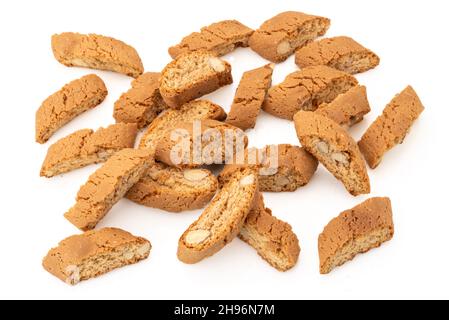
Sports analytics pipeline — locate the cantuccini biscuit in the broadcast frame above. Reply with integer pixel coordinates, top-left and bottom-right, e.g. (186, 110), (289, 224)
(263, 66), (358, 120)
(40, 123), (138, 178)
(64, 149), (153, 231)
(155, 119), (247, 168)
(316, 85), (371, 128)
(43, 228), (151, 285)
(249, 11), (330, 63)
(35, 74), (107, 144)
(294, 111), (370, 196)
(160, 50), (233, 109)
(358, 86), (425, 169)
(226, 64), (274, 130)
(169, 20), (254, 59)
(126, 163), (217, 213)
(219, 144), (318, 192)
(239, 193), (300, 271)
(139, 100), (227, 153)
(52, 33), (144, 78)
(319, 197), (394, 274)
(113, 72), (167, 129)
(178, 167), (258, 264)
(295, 36), (380, 74)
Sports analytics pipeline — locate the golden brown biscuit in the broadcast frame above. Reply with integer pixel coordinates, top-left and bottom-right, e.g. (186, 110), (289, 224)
(126, 163), (217, 212)
(295, 36), (380, 74)
(169, 20), (254, 58)
(64, 149), (153, 231)
(239, 193), (300, 271)
(160, 50), (233, 109)
(226, 64), (273, 130)
(249, 11), (330, 63)
(178, 167), (258, 264)
(40, 123), (137, 178)
(316, 85), (371, 128)
(139, 100), (227, 153)
(43, 228), (151, 285)
(155, 120), (247, 168)
(113, 72), (167, 129)
(263, 66), (358, 120)
(294, 111), (370, 196)
(52, 33), (144, 77)
(219, 144), (318, 192)
(36, 74), (107, 144)
(358, 86), (425, 169)
(319, 197), (394, 274)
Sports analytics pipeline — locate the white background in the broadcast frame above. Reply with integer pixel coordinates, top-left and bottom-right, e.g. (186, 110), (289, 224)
(0, 0), (448, 300)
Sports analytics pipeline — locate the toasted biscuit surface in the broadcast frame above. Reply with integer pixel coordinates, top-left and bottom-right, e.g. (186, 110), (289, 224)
(169, 20), (254, 58)
(36, 74), (107, 144)
(43, 228), (151, 285)
(41, 123), (137, 177)
(52, 33), (143, 77)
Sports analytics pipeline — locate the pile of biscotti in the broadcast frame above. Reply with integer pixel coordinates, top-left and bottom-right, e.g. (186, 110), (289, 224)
(37, 11), (424, 285)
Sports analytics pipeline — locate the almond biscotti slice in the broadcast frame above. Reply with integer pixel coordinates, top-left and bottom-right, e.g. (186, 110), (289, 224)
(160, 50), (233, 109)
(319, 197), (394, 274)
(43, 228), (151, 285)
(155, 119), (247, 168)
(52, 33), (144, 78)
(239, 193), (300, 271)
(263, 66), (358, 120)
(358, 86), (425, 169)
(178, 167), (258, 264)
(139, 100), (226, 153)
(126, 163), (217, 212)
(296, 36), (380, 74)
(226, 64), (274, 130)
(64, 149), (153, 231)
(36, 74), (107, 144)
(219, 144), (318, 192)
(316, 85), (371, 128)
(249, 11), (330, 63)
(113, 72), (167, 129)
(41, 123), (137, 178)
(169, 20), (254, 59)
(294, 111), (370, 196)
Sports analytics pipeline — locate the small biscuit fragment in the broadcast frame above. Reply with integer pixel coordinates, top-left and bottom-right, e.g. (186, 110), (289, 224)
(319, 197), (394, 274)
(36, 74), (108, 144)
(358, 86), (425, 169)
(139, 100), (227, 153)
(160, 50), (233, 109)
(178, 167), (258, 264)
(169, 20), (254, 58)
(155, 119), (248, 168)
(239, 193), (300, 271)
(316, 85), (371, 128)
(64, 149), (153, 231)
(43, 228), (151, 285)
(41, 123), (138, 178)
(294, 111), (370, 196)
(264, 66), (358, 120)
(249, 11), (330, 63)
(126, 163), (217, 212)
(113, 72), (167, 129)
(226, 64), (274, 130)
(51, 33), (144, 77)
(219, 144), (318, 192)
(295, 36), (380, 74)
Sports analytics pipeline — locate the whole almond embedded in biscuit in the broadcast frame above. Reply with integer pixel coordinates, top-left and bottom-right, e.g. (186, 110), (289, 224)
(240, 174), (255, 186)
(277, 41), (292, 55)
(65, 265), (80, 285)
(185, 230), (211, 245)
(316, 141), (329, 154)
(209, 57), (226, 72)
(183, 169), (208, 182)
(331, 152), (349, 165)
